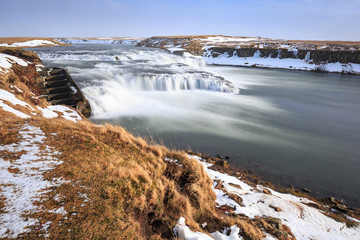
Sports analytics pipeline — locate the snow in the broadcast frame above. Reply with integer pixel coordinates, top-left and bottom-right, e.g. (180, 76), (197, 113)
(0, 89), (36, 118)
(38, 105), (82, 122)
(0, 89), (33, 109)
(201, 36), (260, 44)
(0, 40), (57, 48)
(0, 100), (30, 118)
(173, 217), (243, 240)
(0, 87), (81, 121)
(0, 124), (64, 238)
(38, 106), (59, 118)
(167, 47), (186, 53)
(188, 155), (360, 240)
(0, 53), (28, 74)
(164, 157), (183, 167)
(56, 38), (140, 45)
(202, 52), (360, 74)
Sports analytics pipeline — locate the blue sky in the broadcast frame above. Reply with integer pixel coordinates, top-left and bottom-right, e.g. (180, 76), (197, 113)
(1, 0), (359, 40)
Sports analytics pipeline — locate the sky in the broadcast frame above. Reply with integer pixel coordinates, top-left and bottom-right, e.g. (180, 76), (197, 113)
(0, 0), (359, 41)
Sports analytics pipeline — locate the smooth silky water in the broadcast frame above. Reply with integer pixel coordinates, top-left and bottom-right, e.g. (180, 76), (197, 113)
(33, 44), (360, 207)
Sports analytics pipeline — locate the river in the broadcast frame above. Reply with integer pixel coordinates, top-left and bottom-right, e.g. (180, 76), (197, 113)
(33, 44), (360, 207)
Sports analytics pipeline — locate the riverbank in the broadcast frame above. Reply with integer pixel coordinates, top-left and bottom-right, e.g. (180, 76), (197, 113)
(137, 35), (360, 75)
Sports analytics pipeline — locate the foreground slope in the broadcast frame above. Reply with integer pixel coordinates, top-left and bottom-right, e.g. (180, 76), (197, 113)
(0, 48), (359, 239)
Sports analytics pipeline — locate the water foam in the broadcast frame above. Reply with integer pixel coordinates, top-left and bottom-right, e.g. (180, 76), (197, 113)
(37, 49), (206, 68)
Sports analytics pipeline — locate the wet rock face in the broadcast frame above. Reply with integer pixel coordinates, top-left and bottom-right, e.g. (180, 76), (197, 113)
(206, 47), (360, 64)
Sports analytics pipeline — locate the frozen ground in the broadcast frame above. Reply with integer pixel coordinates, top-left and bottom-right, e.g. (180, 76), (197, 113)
(0, 40), (58, 48)
(202, 51), (360, 74)
(0, 88), (82, 121)
(0, 124), (64, 238)
(0, 53), (28, 74)
(182, 155), (360, 240)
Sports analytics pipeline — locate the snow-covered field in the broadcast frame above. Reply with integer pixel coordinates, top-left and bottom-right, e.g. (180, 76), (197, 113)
(0, 124), (64, 238)
(0, 40), (58, 48)
(56, 38), (141, 45)
(174, 155), (360, 240)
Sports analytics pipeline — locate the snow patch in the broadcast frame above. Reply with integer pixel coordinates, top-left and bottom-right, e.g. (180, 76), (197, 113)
(173, 217), (243, 240)
(188, 155), (360, 240)
(0, 89), (36, 118)
(164, 157), (183, 167)
(38, 105), (82, 122)
(202, 52), (360, 74)
(0, 124), (64, 238)
(0, 53), (28, 74)
(0, 40), (57, 48)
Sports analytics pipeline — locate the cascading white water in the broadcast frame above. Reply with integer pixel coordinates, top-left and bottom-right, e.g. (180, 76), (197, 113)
(36, 47), (239, 93)
(35, 45), (239, 117)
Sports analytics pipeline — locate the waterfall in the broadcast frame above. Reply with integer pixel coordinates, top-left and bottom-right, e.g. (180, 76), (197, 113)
(253, 50), (261, 58)
(304, 51), (311, 62)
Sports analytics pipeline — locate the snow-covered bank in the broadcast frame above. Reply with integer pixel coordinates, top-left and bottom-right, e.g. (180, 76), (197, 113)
(0, 88), (82, 121)
(0, 40), (59, 48)
(186, 155), (360, 240)
(0, 53), (28, 74)
(0, 124), (64, 238)
(56, 38), (141, 45)
(202, 52), (360, 74)
(139, 35), (360, 74)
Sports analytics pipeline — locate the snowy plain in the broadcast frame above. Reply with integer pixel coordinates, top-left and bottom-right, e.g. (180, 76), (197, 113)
(0, 40), (58, 48)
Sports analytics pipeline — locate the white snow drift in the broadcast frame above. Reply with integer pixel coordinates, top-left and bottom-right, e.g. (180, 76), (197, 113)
(0, 40), (58, 48)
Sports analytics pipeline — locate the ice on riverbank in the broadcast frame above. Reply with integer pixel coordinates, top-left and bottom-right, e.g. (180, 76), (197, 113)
(202, 51), (360, 74)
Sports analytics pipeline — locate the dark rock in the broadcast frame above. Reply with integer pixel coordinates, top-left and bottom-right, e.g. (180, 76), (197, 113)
(215, 159), (230, 169)
(227, 193), (244, 207)
(334, 204), (348, 212)
(269, 205), (282, 212)
(263, 189), (272, 195)
(218, 204), (236, 213)
(228, 183), (242, 189)
(264, 217), (282, 230)
(215, 154), (224, 159)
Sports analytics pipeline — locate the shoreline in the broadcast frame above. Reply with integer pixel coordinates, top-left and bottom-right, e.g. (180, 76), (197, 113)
(204, 62), (360, 75)
(187, 150), (360, 216)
